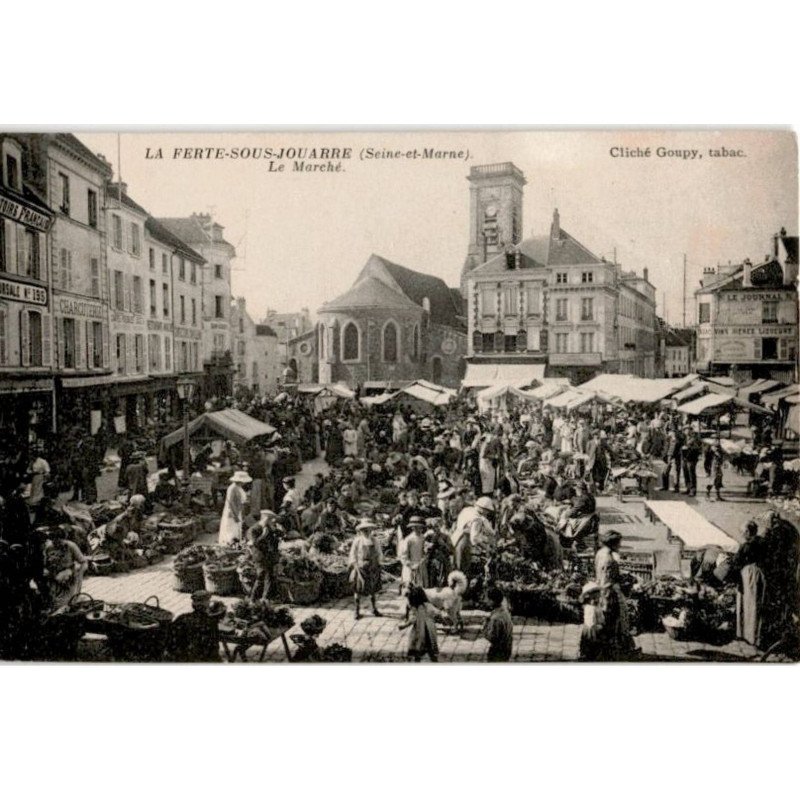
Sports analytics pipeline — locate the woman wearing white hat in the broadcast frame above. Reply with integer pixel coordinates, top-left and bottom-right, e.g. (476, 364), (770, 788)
(348, 519), (383, 620)
(218, 470), (252, 545)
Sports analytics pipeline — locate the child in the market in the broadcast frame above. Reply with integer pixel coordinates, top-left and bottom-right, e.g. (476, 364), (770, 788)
(399, 585), (439, 662)
(579, 581), (604, 661)
(483, 586), (514, 661)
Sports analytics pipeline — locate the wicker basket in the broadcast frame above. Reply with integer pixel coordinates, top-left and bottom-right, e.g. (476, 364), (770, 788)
(173, 561), (206, 593)
(277, 574), (322, 605)
(203, 563), (243, 596)
(236, 564), (257, 597)
(89, 554), (116, 576)
(320, 567), (352, 600)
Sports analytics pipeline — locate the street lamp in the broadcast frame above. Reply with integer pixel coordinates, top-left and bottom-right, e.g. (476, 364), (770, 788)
(176, 377), (196, 492)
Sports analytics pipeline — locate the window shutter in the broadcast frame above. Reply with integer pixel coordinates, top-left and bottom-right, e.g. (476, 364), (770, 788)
(86, 321), (94, 369)
(42, 312), (51, 366)
(67, 251), (73, 290)
(6, 223), (17, 274)
(75, 319), (84, 368)
(102, 323), (109, 368)
(17, 226), (26, 274)
(37, 233), (46, 281)
(126, 335), (134, 374)
(20, 309), (30, 366)
(124, 274), (132, 311)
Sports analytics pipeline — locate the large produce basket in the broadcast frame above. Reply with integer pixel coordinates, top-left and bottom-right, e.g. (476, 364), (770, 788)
(104, 596), (174, 662)
(203, 562), (243, 596)
(277, 574), (322, 605)
(173, 561), (206, 593)
(320, 567), (352, 600)
(158, 519), (196, 555)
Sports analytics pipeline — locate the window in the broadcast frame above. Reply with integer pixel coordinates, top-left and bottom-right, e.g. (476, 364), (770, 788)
(90, 258), (100, 298)
(214, 264), (222, 279)
(0, 305), (7, 364)
(581, 271), (593, 283)
(555, 332), (569, 353)
(164, 337), (171, 371)
(191, 298), (197, 325)
(481, 332), (495, 352)
(383, 321), (398, 362)
(135, 334), (144, 373)
(149, 248), (155, 270)
(180, 295), (186, 323)
(63, 318), (76, 368)
(130, 223), (141, 256)
(214, 295), (224, 319)
(190, 263), (197, 284)
(149, 334), (160, 370)
(581, 297), (594, 321)
(114, 270), (125, 310)
(503, 284), (519, 315)
(59, 173), (70, 215)
(5, 154), (20, 191)
(24, 310), (43, 366)
(698, 302), (710, 324)
(149, 280), (157, 317)
(412, 324), (420, 360)
(239, 318), (244, 334)
(162, 253), (168, 274)
(181, 341), (189, 371)
(162, 283), (169, 317)
(112, 214), (122, 249)
(237, 341), (245, 356)
(60, 249), (73, 291)
(580, 332), (595, 353)
(213, 333), (225, 354)
(178, 259), (185, 281)
(480, 286), (495, 316)
(556, 272), (567, 284)
(132, 276), (143, 314)
(762, 300), (778, 324)
(25, 230), (40, 279)
(116, 333), (126, 374)
(504, 334), (517, 353)
(90, 321), (103, 368)
(761, 337), (778, 360)
(87, 190), (97, 228)
(342, 322), (360, 361)
(555, 298), (568, 321)
(525, 286), (540, 314)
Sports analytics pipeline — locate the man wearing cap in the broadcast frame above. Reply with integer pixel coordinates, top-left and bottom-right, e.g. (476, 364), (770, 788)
(168, 590), (223, 662)
(399, 516), (428, 593)
(219, 471), (251, 545)
(246, 510), (284, 601)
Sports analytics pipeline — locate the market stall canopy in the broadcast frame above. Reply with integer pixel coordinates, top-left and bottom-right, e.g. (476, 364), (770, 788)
(738, 378), (782, 398)
(461, 362), (545, 389)
(360, 392), (395, 406)
(678, 393), (771, 416)
(579, 373), (698, 404)
(545, 388), (585, 408)
(395, 379), (455, 407)
(670, 382), (707, 404)
(761, 384), (800, 408)
(476, 383), (544, 411)
(526, 380), (571, 400)
(159, 409), (279, 455)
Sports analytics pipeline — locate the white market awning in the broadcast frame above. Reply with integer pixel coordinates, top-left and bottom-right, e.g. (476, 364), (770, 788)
(677, 393), (730, 415)
(761, 384), (800, 408)
(462, 362), (545, 389)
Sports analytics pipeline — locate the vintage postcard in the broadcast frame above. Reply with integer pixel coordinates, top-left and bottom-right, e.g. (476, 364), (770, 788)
(0, 129), (797, 664)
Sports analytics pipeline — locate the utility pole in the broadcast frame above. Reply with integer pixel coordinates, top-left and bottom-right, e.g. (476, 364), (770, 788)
(682, 253), (687, 328)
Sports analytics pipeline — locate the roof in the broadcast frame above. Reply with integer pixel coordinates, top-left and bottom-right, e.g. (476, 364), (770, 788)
(782, 235), (798, 264)
(159, 409), (278, 454)
(56, 134), (113, 176)
(255, 325), (277, 337)
(158, 216), (235, 251)
(366, 254), (463, 328)
(287, 328), (315, 344)
(146, 217), (206, 263)
(665, 328), (693, 347)
(470, 227), (604, 278)
(699, 258), (789, 292)
(106, 183), (149, 218)
(320, 275), (421, 312)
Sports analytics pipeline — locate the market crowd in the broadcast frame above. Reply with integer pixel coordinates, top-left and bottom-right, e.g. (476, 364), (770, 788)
(1, 386), (799, 662)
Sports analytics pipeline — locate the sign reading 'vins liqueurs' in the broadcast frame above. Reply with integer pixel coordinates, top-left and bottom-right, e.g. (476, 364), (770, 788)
(0, 276), (48, 306)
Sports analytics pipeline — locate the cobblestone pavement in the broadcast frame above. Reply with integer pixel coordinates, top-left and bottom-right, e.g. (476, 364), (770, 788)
(80, 455), (767, 663)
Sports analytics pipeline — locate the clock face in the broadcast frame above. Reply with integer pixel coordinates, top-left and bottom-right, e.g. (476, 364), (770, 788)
(484, 204), (498, 218)
(441, 338), (457, 355)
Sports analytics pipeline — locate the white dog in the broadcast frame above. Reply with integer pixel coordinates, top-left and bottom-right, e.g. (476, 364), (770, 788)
(424, 571), (468, 633)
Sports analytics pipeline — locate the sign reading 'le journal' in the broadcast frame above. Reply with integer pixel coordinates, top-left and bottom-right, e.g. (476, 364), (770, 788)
(0, 191), (53, 233)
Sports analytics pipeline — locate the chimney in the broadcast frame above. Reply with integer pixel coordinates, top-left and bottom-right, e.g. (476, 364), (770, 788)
(643, 267), (649, 283)
(109, 181), (128, 196)
(742, 258), (752, 288)
(550, 208), (560, 240)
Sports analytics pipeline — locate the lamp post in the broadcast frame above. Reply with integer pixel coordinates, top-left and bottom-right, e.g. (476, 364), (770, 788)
(175, 377), (196, 493)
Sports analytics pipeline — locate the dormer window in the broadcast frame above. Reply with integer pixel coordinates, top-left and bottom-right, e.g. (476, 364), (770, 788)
(2, 140), (22, 192)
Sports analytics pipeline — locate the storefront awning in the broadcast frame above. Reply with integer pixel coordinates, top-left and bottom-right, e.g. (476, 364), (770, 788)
(462, 362), (545, 389)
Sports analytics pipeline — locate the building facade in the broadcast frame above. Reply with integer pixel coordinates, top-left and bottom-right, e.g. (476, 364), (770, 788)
(286, 328), (318, 386)
(695, 230), (799, 382)
(261, 307), (313, 382)
(663, 327), (694, 377)
(317, 253), (467, 388)
(463, 162), (658, 385)
(0, 134), (56, 466)
(159, 213), (236, 397)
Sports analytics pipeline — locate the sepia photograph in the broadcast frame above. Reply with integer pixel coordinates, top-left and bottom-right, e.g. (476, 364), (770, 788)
(0, 129), (797, 664)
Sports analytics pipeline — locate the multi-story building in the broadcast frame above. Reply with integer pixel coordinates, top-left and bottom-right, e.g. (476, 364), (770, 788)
(0, 134), (56, 464)
(231, 298), (282, 394)
(695, 229), (798, 382)
(261, 307), (313, 380)
(21, 134), (115, 434)
(317, 254), (467, 388)
(663, 327), (695, 377)
(462, 162), (658, 386)
(286, 328), (318, 386)
(159, 213), (236, 397)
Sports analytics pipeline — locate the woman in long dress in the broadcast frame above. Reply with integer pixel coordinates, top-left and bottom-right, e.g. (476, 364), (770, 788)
(42, 526), (87, 610)
(348, 519), (383, 620)
(218, 471), (251, 545)
(729, 521), (765, 646)
(593, 529), (638, 660)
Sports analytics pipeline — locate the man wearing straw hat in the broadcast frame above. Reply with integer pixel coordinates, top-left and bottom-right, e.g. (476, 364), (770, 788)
(219, 470), (252, 545)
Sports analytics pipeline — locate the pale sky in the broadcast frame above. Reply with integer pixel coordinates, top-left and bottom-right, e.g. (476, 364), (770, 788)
(78, 130), (797, 325)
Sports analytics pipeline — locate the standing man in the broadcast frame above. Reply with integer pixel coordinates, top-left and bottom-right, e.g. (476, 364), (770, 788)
(663, 427), (684, 493)
(246, 510), (283, 601)
(681, 426), (701, 497)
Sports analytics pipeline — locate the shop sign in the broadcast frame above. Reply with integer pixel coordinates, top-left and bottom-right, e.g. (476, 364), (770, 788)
(0, 276), (48, 306)
(174, 325), (201, 340)
(0, 191), (53, 233)
(57, 297), (104, 319)
(147, 319), (171, 331)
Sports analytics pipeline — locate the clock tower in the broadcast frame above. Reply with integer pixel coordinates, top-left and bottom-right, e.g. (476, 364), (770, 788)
(460, 162), (526, 294)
